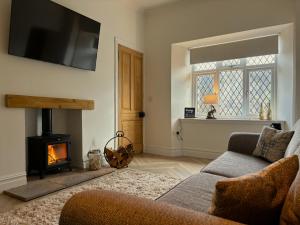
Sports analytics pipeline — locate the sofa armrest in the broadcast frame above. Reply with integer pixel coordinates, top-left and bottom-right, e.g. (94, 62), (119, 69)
(60, 190), (243, 225)
(228, 132), (260, 155)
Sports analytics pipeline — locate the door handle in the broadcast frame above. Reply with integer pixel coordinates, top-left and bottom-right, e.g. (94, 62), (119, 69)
(138, 112), (146, 118)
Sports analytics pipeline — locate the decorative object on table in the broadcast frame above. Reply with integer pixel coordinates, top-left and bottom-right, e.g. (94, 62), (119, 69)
(259, 103), (264, 120)
(104, 131), (134, 169)
(88, 149), (102, 171)
(271, 123), (282, 130)
(184, 107), (196, 118)
(203, 94), (218, 119)
(267, 101), (272, 120)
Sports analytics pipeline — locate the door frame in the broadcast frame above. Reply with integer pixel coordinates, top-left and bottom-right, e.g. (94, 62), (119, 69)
(114, 37), (145, 144)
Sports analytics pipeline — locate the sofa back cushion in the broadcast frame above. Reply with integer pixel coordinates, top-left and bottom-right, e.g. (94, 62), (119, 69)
(280, 170), (300, 225)
(285, 119), (300, 157)
(209, 155), (299, 225)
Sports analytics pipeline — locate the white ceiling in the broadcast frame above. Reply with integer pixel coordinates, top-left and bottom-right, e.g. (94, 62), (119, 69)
(134, 0), (180, 10)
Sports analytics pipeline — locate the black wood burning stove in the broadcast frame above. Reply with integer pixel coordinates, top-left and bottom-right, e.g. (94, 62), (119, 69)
(27, 109), (71, 179)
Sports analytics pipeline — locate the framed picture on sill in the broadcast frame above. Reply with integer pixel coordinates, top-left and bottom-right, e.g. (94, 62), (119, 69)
(184, 107), (196, 118)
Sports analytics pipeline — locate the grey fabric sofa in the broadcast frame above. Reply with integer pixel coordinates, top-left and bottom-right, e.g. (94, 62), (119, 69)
(60, 120), (300, 225)
(157, 121), (300, 213)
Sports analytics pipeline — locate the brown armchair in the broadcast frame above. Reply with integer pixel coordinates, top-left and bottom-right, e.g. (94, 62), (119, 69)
(59, 190), (243, 225)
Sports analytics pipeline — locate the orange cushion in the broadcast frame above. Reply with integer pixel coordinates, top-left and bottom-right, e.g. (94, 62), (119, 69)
(209, 155), (299, 225)
(280, 169), (300, 225)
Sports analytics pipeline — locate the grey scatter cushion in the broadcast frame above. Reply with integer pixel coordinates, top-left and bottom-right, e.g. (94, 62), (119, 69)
(253, 126), (294, 162)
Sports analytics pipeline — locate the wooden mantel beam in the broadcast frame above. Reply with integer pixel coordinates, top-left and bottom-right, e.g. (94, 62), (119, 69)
(5, 95), (94, 110)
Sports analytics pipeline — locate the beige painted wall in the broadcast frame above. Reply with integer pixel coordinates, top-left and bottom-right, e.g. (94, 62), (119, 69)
(170, 45), (191, 155)
(0, 0), (144, 191)
(277, 25), (295, 128)
(296, 1), (300, 121)
(181, 120), (285, 159)
(144, 0), (296, 154)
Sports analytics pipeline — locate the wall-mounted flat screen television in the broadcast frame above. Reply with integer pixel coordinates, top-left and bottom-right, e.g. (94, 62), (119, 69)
(9, 0), (101, 71)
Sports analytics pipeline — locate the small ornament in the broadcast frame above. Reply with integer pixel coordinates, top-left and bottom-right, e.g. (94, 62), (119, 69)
(267, 102), (272, 120)
(88, 149), (102, 171)
(259, 103), (264, 120)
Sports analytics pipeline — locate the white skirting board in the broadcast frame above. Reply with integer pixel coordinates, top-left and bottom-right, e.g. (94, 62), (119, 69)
(144, 146), (222, 160)
(0, 172), (27, 193)
(144, 146), (182, 157)
(182, 147), (223, 160)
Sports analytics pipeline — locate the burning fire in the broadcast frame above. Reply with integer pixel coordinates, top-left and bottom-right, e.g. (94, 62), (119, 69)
(48, 144), (67, 165)
(48, 145), (58, 165)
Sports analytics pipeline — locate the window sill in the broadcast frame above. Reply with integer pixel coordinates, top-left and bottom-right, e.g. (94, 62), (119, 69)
(180, 118), (285, 125)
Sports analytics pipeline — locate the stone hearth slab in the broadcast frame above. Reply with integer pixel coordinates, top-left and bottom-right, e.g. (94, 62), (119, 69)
(49, 169), (115, 187)
(4, 181), (65, 202)
(4, 168), (115, 202)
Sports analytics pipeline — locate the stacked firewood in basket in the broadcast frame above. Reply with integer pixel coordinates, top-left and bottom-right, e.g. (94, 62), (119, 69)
(104, 144), (134, 169)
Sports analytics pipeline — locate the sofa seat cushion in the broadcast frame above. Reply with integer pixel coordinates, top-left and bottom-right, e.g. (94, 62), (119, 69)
(202, 151), (270, 178)
(157, 173), (224, 213)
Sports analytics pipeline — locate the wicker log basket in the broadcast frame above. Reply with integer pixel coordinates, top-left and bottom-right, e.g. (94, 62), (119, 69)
(104, 131), (134, 169)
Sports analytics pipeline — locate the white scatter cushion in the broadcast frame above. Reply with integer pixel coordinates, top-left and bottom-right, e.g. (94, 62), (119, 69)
(285, 119), (300, 157)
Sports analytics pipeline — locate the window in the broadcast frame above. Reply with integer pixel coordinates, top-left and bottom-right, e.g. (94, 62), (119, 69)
(192, 54), (276, 118)
(219, 69), (244, 117)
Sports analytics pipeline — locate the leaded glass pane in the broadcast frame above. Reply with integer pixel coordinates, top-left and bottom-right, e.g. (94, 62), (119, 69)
(249, 69), (272, 115)
(222, 59), (241, 67)
(246, 55), (276, 66)
(195, 74), (214, 115)
(219, 70), (244, 117)
(193, 62), (217, 72)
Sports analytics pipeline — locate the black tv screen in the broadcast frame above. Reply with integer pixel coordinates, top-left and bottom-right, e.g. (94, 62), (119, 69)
(9, 0), (101, 71)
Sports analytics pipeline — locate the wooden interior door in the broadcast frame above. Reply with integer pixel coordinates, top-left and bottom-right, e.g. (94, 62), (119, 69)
(118, 45), (144, 154)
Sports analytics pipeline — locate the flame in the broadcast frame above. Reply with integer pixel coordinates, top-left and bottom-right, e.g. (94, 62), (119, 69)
(48, 144), (67, 165)
(48, 145), (58, 165)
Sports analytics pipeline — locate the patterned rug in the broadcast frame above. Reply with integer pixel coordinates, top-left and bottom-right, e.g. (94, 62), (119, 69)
(0, 169), (182, 225)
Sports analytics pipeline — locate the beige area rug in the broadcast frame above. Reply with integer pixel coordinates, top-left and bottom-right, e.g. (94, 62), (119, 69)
(0, 169), (182, 225)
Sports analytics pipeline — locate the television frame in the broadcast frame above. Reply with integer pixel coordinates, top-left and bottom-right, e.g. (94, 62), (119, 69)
(8, 0), (101, 71)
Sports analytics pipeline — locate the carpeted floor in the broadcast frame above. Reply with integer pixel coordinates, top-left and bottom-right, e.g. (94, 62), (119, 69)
(0, 169), (182, 225)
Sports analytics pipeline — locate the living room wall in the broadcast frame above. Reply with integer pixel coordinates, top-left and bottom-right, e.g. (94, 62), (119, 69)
(0, 0), (144, 191)
(296, 1), (300, 120)
(144, 0), (296, 155)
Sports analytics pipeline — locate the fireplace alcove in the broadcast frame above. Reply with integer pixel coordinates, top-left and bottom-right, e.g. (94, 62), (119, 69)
(25, 108), (84, 178)
(5, 95), (95, 179)
(27, 109), (72, 178)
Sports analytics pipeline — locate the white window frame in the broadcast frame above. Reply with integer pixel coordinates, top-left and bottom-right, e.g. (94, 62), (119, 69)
(192, 56), (277, 119)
